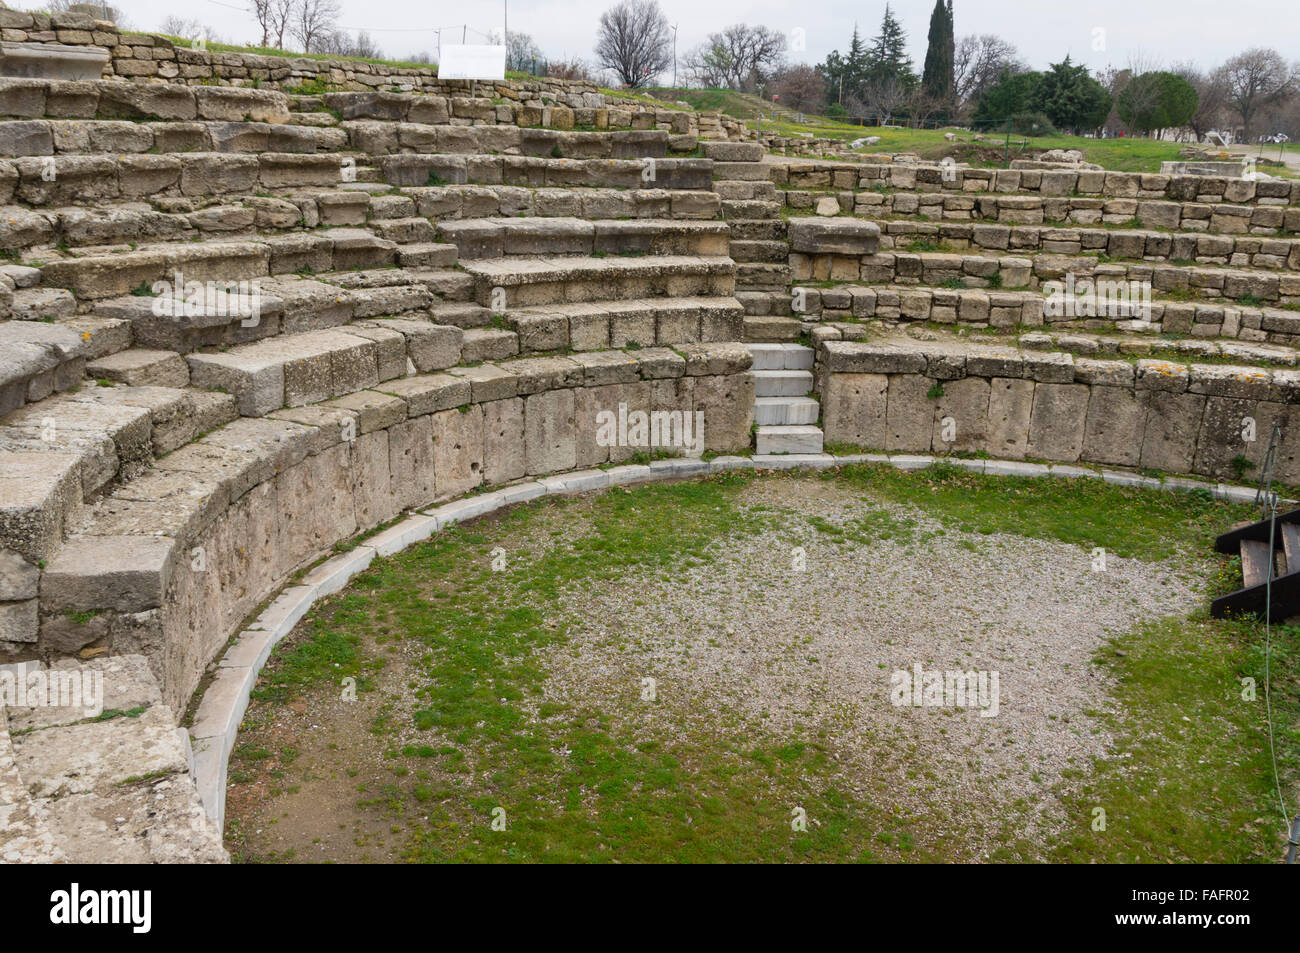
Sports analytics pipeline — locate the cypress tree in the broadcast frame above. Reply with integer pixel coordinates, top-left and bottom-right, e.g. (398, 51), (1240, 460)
(921, 0), (955, 106)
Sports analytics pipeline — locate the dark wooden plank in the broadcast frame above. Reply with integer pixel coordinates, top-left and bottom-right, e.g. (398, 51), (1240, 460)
(1211, 568), (1300, 620)
(1283, 523), (1300, 575)
(1241, 539), (1273, 588)
(1214, 507), (1300, 554)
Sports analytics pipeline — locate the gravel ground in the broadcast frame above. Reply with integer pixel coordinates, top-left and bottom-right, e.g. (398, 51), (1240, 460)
(534, 477), (1204, 851)
(229, 474), (1207, 861)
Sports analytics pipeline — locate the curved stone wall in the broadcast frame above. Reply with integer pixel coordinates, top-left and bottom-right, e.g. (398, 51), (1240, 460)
(39, 347), (755, 713)
(819, 341), (1300, 483)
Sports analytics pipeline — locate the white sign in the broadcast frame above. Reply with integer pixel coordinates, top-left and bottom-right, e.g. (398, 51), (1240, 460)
(439, 44), (506, 80)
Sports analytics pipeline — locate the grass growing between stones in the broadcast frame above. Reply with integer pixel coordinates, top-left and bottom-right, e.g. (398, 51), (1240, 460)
(226, 466), (1298, 863)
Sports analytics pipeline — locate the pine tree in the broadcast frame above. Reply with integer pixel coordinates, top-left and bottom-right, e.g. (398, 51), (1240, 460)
(921, 0), (955, 107)
(865, 4), (916, 88)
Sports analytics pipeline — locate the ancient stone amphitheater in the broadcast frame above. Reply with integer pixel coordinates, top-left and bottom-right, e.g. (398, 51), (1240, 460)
(2, 12), (1298, 862)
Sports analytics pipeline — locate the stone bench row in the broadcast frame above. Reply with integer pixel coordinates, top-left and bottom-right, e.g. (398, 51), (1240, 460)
(0, 381), (240, 568)
(0, 116), (683, 162)
(790, 249), (1300, 306)
(0, 77), (706, 142)
(871, 221), (1300, 271)
(435, 216), (728, 260)
(801, 190), (1300, 234)
(0, 182), (723, 253)
(741, 283), (1300, 346)
(0, 153), (717, 207)
(769, 160), (1300, 207)
(19, 343), (753, 707)
(375, 154), (712, 191)
(37, 232), (424, 299)
(818, 340), (1300, 484)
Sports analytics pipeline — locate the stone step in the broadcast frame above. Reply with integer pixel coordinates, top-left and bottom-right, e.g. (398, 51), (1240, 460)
(3, 153), (346, 207)
(872, 220), (1300, 270)
(185, 326), (411, 417)
(743, 315), (802, 342)
(0, 182), (725, 255)
(0, 705), (64, 864)
(38, 240), (271, 301)
(398, 182), (722, 222)
(0, 321), (93, 415)
(507, 296), (745, 352)
(753, 369), (813, 397)
(747, 343), (814, 370)
(701, 141), (765, 162)
(0, 383), (239, 566)
(714, 180), (778, 202)
(0, 115), (674, 161)
(728, 239), (788, 263)
(437, 217), (729, 260)
(9, 286), (76, 321)
(460, 255), (736, 308)
(840, 250), (1300, 309)
(377, 154), (712, 191)
(755, 424), (823, 454)
(461, 327), (520, 363)
(736, 262), (791, 290)
(86, 349), (190, 389)
(728, 218), (788, 242)
(795, 159), (1300, 209)
(712, 162), (772, 182)
(81, 267), (467, 354)
(722, 199), (781, 220)
(754, 396), (820, 426)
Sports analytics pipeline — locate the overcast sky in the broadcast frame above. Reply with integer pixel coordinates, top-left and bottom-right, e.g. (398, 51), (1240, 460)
(100, 0), (1298, 74)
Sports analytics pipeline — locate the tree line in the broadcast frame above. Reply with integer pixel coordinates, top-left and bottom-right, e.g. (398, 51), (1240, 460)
(591, 0), (1299, 142)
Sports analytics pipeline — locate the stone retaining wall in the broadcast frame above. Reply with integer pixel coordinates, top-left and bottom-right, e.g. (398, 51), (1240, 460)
(36, 346), (754, 711)
(0, 15), (750, 139)
(818, 340), (1300, 483)
(767, 160), (1300, 208)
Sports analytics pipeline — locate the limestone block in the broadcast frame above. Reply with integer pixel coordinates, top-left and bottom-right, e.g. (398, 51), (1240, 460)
(822, 373), (887, 449)
(1082, 384), (1145, 467)
(524, 388), (576, 475)
(986, 377), (1035, 459)
(431, 406), (484, 500)
(930, 376), (990, 453)
(482, 397), (525, 485)
(1139, 390), (1205, 474)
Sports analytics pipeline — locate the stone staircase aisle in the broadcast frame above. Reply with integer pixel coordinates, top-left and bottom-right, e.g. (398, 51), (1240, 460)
(748, 343), (822, 456)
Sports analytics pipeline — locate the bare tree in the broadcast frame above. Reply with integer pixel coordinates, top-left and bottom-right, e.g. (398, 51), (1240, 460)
(318, 29), (382, 59)
(159, 16), (222, 44)
(548, 58), (595, 82)
(594, 0), (672, 88)
(505, 31), (543, 73)
(248, 0), (271, 47)
(682, 24), (787, 92)
(268, 0), (294, 49)
(1171, 62), (1228, 141)
(850, 74), (910, 125)
(953, 34), (1023, 111)
(290, 0), (341, 54)
(1217, 48), (1297, 140)
(771, 64), (826, 113)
